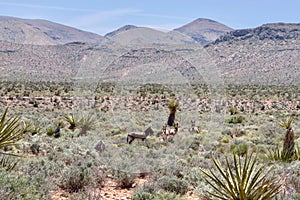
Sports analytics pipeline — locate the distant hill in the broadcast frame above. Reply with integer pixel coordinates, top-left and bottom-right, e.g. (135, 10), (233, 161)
(0, 16), (104, 45)
(212, 23), (300, 44)
(206, 23), (300, 84)
(105, 26), (194, 46)
(174, 18), (233, 44)
(105, 25), (138, 37)
(1, 16), (300, 85)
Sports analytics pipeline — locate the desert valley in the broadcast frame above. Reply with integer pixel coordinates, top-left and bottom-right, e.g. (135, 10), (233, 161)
(0, 16), (300, 199)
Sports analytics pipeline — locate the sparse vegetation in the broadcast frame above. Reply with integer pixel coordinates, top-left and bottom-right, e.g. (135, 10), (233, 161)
(0, 81), (299, 199)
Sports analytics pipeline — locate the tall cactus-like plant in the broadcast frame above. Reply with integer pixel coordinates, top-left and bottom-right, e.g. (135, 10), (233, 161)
(167, 99), (179, 126)
(280, 116), (295, 160)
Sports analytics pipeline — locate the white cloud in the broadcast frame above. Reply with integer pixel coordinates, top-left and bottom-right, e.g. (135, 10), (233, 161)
(73, 8), (142, 27)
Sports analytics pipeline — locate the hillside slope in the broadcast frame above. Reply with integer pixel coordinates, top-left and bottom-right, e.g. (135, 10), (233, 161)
(0, 16), (104, 45)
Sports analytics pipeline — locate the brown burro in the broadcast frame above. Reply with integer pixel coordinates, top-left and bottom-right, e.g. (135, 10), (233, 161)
(127, 127), (154, 144)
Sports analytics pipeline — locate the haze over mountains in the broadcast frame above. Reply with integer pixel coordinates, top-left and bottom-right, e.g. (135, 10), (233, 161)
(0, 15), (300, 85)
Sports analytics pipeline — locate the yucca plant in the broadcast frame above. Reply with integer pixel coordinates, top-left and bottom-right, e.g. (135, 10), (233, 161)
(64, 113), (78, 131)
(267, 145), (300, 162)
(0, 108), (24, 170)
(78, 114), (97, 136)
(201, 153), (281, 200)
(280, 116), (295, 160)
(20, 120), (32, 134)
(167, 99), (179, 126)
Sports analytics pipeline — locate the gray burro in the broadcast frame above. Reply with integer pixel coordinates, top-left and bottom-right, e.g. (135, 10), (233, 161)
(127, 127), (154, 144)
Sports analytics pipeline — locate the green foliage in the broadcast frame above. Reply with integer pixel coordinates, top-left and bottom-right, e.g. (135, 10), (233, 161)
(168, 99), (179, 113)
(229, 107), (238, 115)
(64, 113), (78, 131)
(280, 116), (296, 160)
(78, 113), (97, 136)
(201, 153), (281, 200)
(113, 170), (137, 189)
(157, 176), (189, 195)
(0, 169), (41, 200)
(46, 127), (55, 136)
(279, 116), (294, 129)
(64, 113), (97, 135)
(132, 182), (157, 200)
(225, 115), (245, 124)
(153, 191), (185, 200)
(0, 108), (23, 151)
(59, 166), (91, 193)
(0, 108), (23, 170)
(267, 146), (300, 162)
(230, 143), (249, 156)
(0, 155), (18, 171)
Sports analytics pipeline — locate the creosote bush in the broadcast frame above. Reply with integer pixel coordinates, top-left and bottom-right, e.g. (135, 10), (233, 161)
(157, 176), (189, 195)
(113, 170), (137, 189)
(59, 166), (91, 193)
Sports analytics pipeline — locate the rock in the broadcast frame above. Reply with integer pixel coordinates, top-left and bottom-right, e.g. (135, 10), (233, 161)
(95, 140), (105, 153)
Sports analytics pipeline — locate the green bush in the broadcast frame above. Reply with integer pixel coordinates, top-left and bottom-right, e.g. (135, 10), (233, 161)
(113, 170), (137, 189)
(0, 169), (40, 200)
(158, 176), (189, 195)
(230, 143), (249, 156)
(59, 166), (91, 193)
(226, 115), (245, 124)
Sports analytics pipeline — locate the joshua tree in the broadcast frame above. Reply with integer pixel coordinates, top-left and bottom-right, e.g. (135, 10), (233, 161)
(167, 99), (179, 126)
(280, 116), (295, 160)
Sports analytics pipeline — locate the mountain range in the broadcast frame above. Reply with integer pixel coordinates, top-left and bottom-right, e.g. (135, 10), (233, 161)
(0, 16), (300, 85)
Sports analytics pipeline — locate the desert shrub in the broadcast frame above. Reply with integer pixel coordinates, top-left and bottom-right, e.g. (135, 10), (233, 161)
(132, 191), (155, 200)
(153, 191), (186, 200)
(78, 113), (97, 136)
(64, 113), (78, 131)
(113, 170), (137, 189)
(59, 166), (91, 193)
(46, 127), (55, 136)
(230, 143), (249, 156)
(184, 167), (204, 188)
(157, 176), (189, 195)
(201, 153), (281, 199)
(0, 169), (40, 200)
(133, 183), (157, 200)
(226, 115), (245, 124)
(229, 107), (238, 115)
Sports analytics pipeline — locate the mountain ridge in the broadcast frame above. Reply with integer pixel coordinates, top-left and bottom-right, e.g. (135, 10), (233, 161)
(0, 16), (104, 45)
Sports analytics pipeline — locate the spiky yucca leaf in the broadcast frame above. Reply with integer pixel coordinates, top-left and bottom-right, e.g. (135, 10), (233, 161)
(0, 155), (18, 171)
(0, 108), (23, 151)
(168, 99), (179, 113)
(64, 113), (78, 131)
(268, 146), (300, 162)
(78, 113), (97, 136)
(279, 116), (294, 129)
(201, 153), (281, 200)
(0, 108), (23, 170)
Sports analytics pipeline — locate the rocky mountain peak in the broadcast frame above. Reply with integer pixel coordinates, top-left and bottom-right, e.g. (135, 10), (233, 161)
(213, 22), (300, 44)
(174, 18), (233, 44)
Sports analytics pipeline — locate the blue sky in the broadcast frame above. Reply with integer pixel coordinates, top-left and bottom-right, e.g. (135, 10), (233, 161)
(1, 0), (300, 35)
